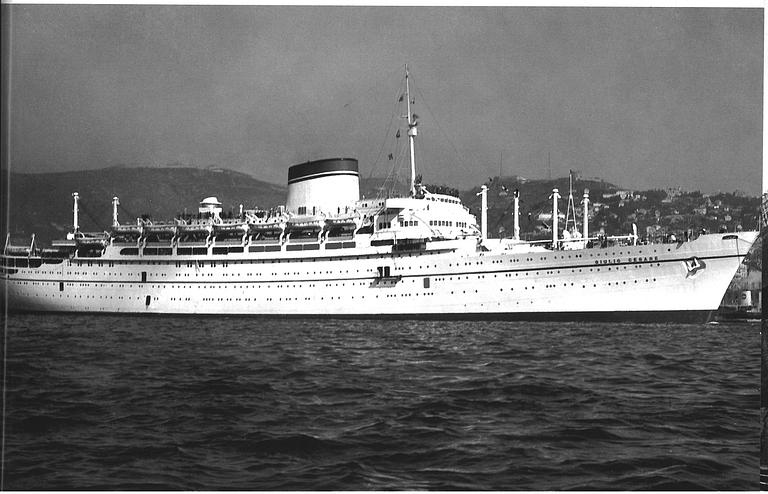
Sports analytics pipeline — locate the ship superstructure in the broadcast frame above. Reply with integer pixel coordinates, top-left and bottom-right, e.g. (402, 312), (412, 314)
(1, 67), (758, 322)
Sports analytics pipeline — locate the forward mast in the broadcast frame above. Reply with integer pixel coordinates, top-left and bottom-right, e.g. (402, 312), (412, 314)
(405, 64), (418, 197)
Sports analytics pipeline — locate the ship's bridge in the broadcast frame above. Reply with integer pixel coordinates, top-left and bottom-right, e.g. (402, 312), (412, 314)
(371, 191), (479, 241)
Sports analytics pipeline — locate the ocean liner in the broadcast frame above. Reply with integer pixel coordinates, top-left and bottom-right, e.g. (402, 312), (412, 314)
(1, 67), (758, 322)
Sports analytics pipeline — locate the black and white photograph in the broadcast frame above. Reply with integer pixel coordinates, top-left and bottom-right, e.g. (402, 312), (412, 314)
(1, 4), (765, 490)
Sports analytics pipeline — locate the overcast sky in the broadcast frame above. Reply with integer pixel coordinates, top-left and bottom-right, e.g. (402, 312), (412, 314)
(2, 6), (763, 194)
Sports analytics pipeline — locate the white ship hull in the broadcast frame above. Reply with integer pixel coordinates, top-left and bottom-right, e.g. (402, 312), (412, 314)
(4, 68), (758, 323)
(2, 232), (757, 323)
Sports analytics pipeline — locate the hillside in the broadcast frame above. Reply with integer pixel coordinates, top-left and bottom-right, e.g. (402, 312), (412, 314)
(2, 167), (285, 244)
(461, 176), (619, 241)
(2, 166), (761, 257)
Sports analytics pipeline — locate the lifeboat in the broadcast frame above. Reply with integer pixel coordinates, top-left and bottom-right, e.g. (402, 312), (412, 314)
(142, 224), (177, 248)
(143, 224), (178, 238)
(325, 211), (360, 228)
(110, 224), (143, 244)
(144, 223), (177, 233)
(286, 215), (324, 240)
(214, 222), (248, 234)
(213, 222), (248, 245)
(287, 214), (325, 229)
(248, 218), (286, 233)
(177, 223), (213, 234)
(4, 245), (31, 256)
(176, 224), (212, 244)
(112, 224), (143, 235)
(75, 231), (110, 247)
(50, 239), (77, 249)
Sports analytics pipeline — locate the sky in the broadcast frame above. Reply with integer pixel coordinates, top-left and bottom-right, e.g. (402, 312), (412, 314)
(2, 6), (764, 195)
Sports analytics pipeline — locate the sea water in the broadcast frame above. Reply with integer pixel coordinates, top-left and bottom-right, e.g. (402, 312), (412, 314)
(1, 314), (759, 489)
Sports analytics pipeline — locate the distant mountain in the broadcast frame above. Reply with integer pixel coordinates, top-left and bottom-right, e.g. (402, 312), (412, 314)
(1, 166), (760, 253)
(2, 167), (285, 244)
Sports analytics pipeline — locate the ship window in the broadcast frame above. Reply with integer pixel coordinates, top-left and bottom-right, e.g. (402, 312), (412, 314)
(298, 206), (307, 215)
(423, 277), (430, 288)
(59, 282), (64, 292)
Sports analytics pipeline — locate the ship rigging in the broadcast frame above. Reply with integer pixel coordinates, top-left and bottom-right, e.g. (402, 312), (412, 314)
(1, 66), (758, 322)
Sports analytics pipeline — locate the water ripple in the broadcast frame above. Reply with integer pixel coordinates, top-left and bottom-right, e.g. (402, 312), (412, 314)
(2, 314), (758, 490)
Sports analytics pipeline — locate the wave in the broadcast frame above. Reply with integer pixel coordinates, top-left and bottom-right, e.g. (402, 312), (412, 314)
(3, 314), (757, 490)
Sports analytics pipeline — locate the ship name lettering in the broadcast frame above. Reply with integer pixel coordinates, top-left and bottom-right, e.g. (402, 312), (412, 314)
(595, 258), (622, 265)
(631, 256), (657, 262)
(593, 255), (658, 265)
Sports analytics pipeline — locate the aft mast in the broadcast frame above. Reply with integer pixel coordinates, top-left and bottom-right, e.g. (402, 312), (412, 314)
(405, 64), (418, 196)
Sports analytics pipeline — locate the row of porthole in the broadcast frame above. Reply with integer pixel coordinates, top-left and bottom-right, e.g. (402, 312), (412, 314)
(14, 263), (666, 291)
(541, 278), (658, 289)
(257, 294), (432, 301)
(78, 246), (668, 269)
(41, 262), (653, 284)
(510, 249), (663, 263)
(42, 271), (665, 292)
(20, 261), (670, 289)
(45, 293), (130, 300)
(30, 294), (134, 300)
(62, 254), (665, 279)
(67, 271), (172, 278)
(46, 294), (143, 300)
(384, 292), (434, 298)
(321, 282), (368, 288)
(22, 277), (661, 301)
(19, 270), (578, 289)
(59, 278), (624, 293)
(608, 279), (656, 286)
